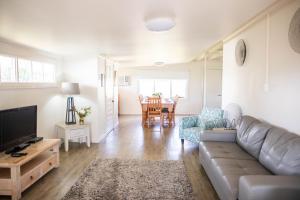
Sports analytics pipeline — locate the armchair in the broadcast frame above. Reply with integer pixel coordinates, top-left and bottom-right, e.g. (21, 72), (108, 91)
(179, 107), (226, 144)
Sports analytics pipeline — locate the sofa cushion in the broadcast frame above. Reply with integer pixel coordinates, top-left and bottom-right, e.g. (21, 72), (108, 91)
(259, 127), (300, 175)
(180, 127), (203, 143)
(211, 158), (271, 200)
(237, 116), (269, 157)
(237, 115), (260, 141)
(200, 142), (255, 160)
(237, 122), (271, 159)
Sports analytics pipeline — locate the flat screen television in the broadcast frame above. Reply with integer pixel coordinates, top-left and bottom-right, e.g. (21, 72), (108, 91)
(0, 105), (37, 152)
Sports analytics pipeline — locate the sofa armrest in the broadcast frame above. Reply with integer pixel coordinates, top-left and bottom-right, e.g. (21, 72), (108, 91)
(179, 116), (198, 129)
(239, 175), (300, 200)
(199, 129), (236, 142)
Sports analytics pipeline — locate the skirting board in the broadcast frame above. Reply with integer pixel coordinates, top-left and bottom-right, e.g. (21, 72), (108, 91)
(91, 121), (119, 144)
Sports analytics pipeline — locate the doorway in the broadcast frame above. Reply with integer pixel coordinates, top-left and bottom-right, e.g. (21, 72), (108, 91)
(202, 43), (223, 108)
(205, 69), (222, 107)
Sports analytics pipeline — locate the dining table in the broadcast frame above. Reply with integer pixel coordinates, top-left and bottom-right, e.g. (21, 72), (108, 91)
(141, 98), (175, 127)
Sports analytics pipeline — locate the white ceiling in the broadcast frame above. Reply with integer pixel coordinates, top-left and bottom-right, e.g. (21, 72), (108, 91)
(0, 0), (277, 67)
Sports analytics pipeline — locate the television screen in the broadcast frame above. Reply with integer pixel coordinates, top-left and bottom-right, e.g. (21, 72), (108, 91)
(0, 105), (37, 152)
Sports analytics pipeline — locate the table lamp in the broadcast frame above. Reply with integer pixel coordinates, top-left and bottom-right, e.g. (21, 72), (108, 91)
(61, 82), (80, 125)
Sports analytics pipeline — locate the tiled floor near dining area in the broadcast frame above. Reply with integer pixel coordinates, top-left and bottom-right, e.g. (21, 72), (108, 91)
(12, 115), (218, 200)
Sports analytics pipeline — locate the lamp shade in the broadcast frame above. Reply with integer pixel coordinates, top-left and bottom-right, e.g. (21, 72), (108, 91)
(61, 82), (80, 95)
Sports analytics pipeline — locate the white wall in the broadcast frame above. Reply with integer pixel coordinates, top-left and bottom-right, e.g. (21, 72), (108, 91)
(62, 56), (104, 142)
(118, 61), (206, 115)
(222, 0), (300, 134)
(62, 56), (119, 143)
(0, 39), (65, 139)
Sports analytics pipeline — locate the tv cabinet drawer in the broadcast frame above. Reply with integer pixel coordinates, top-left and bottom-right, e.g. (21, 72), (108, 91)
(20, 152), (57, 191)
(0, 179), (12, 191)
(41, 155), (56, 174)
(21, 168), (42, 191)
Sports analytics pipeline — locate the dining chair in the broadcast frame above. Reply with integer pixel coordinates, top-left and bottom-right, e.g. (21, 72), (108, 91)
(138, 95), (147, 126)
(171, 95), (179, 126)
(147, 97), (163, 130)
(138, 94), (144, 103)
(161, 95), (179, 127)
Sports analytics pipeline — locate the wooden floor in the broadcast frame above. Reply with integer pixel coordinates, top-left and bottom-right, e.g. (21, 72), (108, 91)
(1, 116), (218, 200)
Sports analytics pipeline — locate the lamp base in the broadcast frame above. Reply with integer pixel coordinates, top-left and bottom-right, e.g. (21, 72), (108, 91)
(65, 121), (76, 125)
(65, 96), (76, 125)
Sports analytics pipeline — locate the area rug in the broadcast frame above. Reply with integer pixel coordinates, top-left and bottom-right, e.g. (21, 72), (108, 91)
(62, 159), (194, 200)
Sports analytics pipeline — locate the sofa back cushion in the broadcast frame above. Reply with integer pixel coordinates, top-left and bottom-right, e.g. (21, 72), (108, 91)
(237, 122), (271, 159)
(237, 116), (267, 158)
(237, 116), (259, 135)
(259, 127), (300, 175)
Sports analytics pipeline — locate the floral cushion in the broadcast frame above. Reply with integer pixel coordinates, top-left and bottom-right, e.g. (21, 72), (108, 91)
(197, 117), (227, 130)
(201, 107), (224, 120)
(179, 107), (226, 144)
(196, 107), (224, 127)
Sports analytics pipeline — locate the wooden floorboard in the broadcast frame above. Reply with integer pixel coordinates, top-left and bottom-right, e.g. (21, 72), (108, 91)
(0, 116), (218, 200)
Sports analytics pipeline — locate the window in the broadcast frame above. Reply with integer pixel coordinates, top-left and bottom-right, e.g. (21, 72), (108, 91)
(139, 79), (154, 97)
(0, 54), (56, 83)
(42, 63), (56, 82)
(138, 79), (188, 98)
(0, 55), (16, 82)
(18, 58), (32, 82)
(154, 80), (171, 98)
(32, 61), (44, 82)
(171, 80), (188, 98)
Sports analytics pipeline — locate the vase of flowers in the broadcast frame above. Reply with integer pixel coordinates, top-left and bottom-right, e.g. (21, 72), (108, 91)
(152, 92), (162, 98)
(75, 107), (91, 125)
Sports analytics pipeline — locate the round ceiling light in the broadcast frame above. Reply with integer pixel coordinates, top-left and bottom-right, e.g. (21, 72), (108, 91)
(145, 17), (175, 32)
(154, 61), (165, 66)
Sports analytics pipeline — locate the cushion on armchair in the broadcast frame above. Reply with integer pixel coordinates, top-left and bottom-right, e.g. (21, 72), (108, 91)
(197, 117), (227, 130)
(196, 107), (224, 127)
(201, 107), (224, 120)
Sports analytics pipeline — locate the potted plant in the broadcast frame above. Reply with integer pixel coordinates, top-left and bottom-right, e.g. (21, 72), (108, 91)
(152, 92), (162, 98)
(75, 107), (91, 125)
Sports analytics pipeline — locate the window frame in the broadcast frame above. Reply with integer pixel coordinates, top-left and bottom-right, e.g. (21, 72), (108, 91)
(0, 53), (57, 89)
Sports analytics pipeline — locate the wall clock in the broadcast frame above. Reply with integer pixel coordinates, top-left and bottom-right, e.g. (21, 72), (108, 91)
(288, 8), (300, 54)
(235, 39), (247, 66)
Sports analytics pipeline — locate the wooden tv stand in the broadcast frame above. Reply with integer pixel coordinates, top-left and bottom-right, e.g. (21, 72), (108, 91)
(0, 139), (60, 200)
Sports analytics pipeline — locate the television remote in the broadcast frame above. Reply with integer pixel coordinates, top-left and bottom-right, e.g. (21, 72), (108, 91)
(5, 143), (30, 154)
(28, 137), (43, 144)
(11, 152), (27, 157)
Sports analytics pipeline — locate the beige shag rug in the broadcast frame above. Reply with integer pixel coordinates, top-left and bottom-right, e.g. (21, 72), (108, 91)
(62, 159), (194, 200)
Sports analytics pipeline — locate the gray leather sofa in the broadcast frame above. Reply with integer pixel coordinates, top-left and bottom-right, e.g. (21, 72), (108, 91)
(199, 115), (300, 200)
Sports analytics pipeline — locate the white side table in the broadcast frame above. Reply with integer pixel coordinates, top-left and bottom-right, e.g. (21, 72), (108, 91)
(55, 122), (91, 152)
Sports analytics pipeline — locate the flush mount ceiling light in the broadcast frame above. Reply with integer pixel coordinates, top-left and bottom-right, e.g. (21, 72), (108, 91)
(154, 61), (165, 66)
(145, 17), (175, 32)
